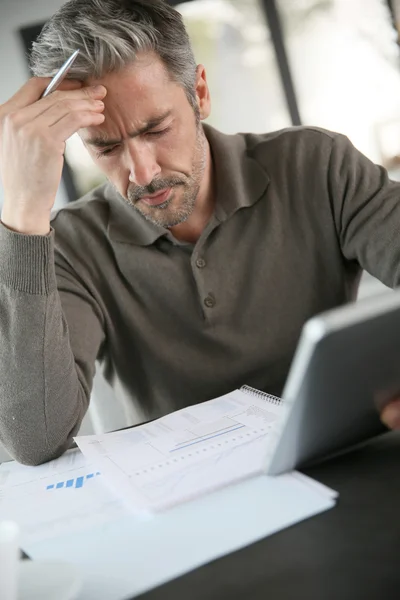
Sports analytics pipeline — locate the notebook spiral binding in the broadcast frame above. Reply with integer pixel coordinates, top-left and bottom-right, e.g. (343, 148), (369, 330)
(240, 385), (283, 405)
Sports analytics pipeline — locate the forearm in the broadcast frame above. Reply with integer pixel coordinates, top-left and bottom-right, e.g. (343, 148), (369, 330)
(0, 75), (108, 465)
(0, 225), (91, 465)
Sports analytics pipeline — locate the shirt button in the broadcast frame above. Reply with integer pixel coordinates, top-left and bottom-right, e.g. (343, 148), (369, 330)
(196, 258), (206, 269)
(204, 294), (215, 308)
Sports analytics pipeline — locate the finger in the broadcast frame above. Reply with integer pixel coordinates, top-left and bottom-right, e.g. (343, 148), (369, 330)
(55, 79), (83, 92)
(50, 110), (105, 142)
(35, 98), (105, 129)
(2, 77), (54, 111)
(380, 398), (400, 429)
(39, 84), (107, 113)
(1, 77), (104, 118)
(6, 86), (107, 126)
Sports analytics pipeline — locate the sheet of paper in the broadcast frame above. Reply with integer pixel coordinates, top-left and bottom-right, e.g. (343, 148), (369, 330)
(25, 471), (336, 600)
(75, 390), (284, 511)
(0, 449), (130, 547)
(0, 447), (337, 600)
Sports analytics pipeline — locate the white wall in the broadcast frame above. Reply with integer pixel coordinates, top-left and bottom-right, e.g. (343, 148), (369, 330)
(0, 0), (65, 101)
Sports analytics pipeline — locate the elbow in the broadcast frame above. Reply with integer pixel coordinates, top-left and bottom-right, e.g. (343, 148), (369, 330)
(0, 397), (84, 466)
(0, 405), (83, 466)
(1, 436), (71, 466)
(12, 447), (64, 467)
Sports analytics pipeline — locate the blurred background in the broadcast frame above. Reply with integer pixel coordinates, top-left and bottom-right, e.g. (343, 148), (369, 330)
(1, 0), (400, 458)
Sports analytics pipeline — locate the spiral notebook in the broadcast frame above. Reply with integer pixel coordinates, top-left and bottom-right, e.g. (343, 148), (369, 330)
(75, 386), (288, 512)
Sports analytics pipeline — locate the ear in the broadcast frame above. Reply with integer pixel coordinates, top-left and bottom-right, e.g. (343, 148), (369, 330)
(194, 64), (211, 120)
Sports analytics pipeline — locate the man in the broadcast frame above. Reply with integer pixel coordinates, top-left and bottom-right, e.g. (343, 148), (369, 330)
(0, 0), (399, 466)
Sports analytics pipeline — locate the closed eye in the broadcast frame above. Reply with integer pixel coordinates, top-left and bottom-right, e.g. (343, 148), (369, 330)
(96, 146), (118, 158)
(95, 125), (171, 157)
(146, 127), (171, 138)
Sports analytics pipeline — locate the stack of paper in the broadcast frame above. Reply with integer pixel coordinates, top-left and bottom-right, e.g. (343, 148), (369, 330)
(0, 447), (336, 600)
(0, 388), (338, 599)
(74, 389), (286, 512)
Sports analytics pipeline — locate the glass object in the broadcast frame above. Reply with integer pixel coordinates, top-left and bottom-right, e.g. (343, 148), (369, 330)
(277, 0), (400, 165)
(177, 0), (291, 134)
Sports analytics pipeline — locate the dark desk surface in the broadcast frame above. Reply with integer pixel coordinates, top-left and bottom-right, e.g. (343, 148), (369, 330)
(136, 431), (400, 600)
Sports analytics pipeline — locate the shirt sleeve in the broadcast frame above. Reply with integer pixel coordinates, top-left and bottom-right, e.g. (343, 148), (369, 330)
(327, 133), (400, 287)
(0, 223), (105, 465)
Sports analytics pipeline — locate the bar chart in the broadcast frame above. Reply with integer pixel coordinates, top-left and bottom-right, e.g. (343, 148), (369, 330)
(46, 472), (101, 490)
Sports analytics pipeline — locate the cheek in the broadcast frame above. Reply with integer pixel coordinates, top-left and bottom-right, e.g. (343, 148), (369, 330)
(160, 129), (197, 173)
(93, 157), (130, 197)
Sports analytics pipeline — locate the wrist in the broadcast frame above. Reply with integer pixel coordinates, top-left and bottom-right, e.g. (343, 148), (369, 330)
(1, 208), (51, 236)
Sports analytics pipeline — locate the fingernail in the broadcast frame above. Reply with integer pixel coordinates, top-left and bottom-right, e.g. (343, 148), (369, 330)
(92, 85), (106, 94)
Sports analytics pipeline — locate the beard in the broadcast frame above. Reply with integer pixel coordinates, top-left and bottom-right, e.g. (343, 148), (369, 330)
(126, 125), (206, 229)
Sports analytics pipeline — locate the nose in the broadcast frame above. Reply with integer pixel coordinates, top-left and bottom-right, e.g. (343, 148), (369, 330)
(126, 140), (161, 187)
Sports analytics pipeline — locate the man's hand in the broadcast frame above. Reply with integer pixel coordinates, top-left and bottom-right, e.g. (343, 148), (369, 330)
(381, 399), (400, 430)
(0, 77), (106, 235)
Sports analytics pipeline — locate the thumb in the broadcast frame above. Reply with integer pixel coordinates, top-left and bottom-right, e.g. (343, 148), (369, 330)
(380, 398), (400, 429)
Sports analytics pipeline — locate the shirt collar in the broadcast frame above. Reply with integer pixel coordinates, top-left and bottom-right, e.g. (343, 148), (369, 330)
(107, 124), (270, 246)
(204, 124), (270, 222)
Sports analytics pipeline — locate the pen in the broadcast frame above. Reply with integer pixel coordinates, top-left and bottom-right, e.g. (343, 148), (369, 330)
(40, 49), (80, 98)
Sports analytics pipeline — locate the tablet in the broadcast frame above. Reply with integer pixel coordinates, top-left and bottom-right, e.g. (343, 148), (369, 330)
(266, 288), (400, 475)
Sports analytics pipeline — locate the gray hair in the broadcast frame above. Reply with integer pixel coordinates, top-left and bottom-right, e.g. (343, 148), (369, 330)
(30, 0), (198, 110)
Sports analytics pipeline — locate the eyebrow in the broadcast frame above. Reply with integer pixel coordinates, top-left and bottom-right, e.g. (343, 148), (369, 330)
(85, 110), (173, 148)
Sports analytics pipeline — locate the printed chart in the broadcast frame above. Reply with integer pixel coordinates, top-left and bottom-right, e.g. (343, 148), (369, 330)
(46, 472), (101, 490)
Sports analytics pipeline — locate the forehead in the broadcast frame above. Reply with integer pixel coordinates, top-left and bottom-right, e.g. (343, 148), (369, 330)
(84, 52), (179, 108)
(81, 52), (186, 144)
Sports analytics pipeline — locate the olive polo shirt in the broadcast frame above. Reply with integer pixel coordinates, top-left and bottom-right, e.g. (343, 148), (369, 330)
(1, 123), (400, 465)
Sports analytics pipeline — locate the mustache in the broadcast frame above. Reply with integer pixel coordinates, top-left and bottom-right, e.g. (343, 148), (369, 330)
(128, 176), (186, 203)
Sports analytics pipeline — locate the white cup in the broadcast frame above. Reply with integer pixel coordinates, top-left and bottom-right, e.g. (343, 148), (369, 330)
(0, 520), (20, 600)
